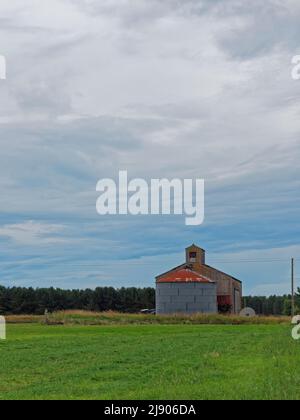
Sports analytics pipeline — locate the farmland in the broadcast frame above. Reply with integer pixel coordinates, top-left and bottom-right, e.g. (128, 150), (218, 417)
(0, 318), (299, 400)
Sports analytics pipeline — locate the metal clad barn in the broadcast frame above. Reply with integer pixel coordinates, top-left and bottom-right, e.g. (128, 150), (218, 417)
(156, 268), (217, 315)
(156, 244), (243, 315)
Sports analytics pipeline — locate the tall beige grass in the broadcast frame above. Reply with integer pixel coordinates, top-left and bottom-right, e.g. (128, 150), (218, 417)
(6, 315), (43, 324)
(47, 310), (290, 326)
(4, 311), (291, 325)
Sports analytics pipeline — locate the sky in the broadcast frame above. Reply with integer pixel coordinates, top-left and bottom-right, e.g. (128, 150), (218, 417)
(0, 0), (300, 295)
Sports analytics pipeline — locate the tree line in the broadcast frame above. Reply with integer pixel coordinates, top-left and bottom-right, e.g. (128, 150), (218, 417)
(0, 285), (299, 315)
(243, 293), (300, 316)
(0, 286), (155, 315)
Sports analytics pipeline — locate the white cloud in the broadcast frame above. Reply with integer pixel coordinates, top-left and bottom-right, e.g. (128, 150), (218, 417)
(0, 0), (300, 289)
(0, 221), (66, 245)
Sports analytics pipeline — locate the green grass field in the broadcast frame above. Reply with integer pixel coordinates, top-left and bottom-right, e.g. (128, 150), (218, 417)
(0, 323), (299, 400)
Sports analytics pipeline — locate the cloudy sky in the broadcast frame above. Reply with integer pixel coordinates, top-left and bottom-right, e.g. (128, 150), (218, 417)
(0, 0), (300, 295)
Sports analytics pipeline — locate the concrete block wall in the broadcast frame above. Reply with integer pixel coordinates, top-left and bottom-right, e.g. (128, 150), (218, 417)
(156, 282), (217, 315)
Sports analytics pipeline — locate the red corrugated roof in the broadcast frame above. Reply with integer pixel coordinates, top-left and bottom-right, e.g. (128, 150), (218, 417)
(156, 268), (215, 284)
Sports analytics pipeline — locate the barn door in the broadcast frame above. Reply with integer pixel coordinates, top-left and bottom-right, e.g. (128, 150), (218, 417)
(234, 289), (241, 314)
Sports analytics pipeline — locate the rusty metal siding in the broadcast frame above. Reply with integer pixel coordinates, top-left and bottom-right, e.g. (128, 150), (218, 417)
(188, 264), (243, 314)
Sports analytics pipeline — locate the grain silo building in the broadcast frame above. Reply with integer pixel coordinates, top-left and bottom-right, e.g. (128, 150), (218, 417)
(156, 244), (242, 315)
(156, 268), (217, 315)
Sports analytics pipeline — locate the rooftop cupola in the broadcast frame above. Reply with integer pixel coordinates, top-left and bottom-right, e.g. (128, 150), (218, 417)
(186, 244), (205, 266)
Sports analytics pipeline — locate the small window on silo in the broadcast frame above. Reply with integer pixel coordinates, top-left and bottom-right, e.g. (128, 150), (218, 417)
(189, 252), (197, 263)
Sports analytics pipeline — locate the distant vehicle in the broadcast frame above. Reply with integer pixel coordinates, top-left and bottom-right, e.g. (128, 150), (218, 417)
(140, 309), (156, 315)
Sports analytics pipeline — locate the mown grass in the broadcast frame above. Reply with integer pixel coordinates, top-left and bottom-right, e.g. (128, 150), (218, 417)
(0, 323), (299, 400)
(46, 310), (290, 326)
